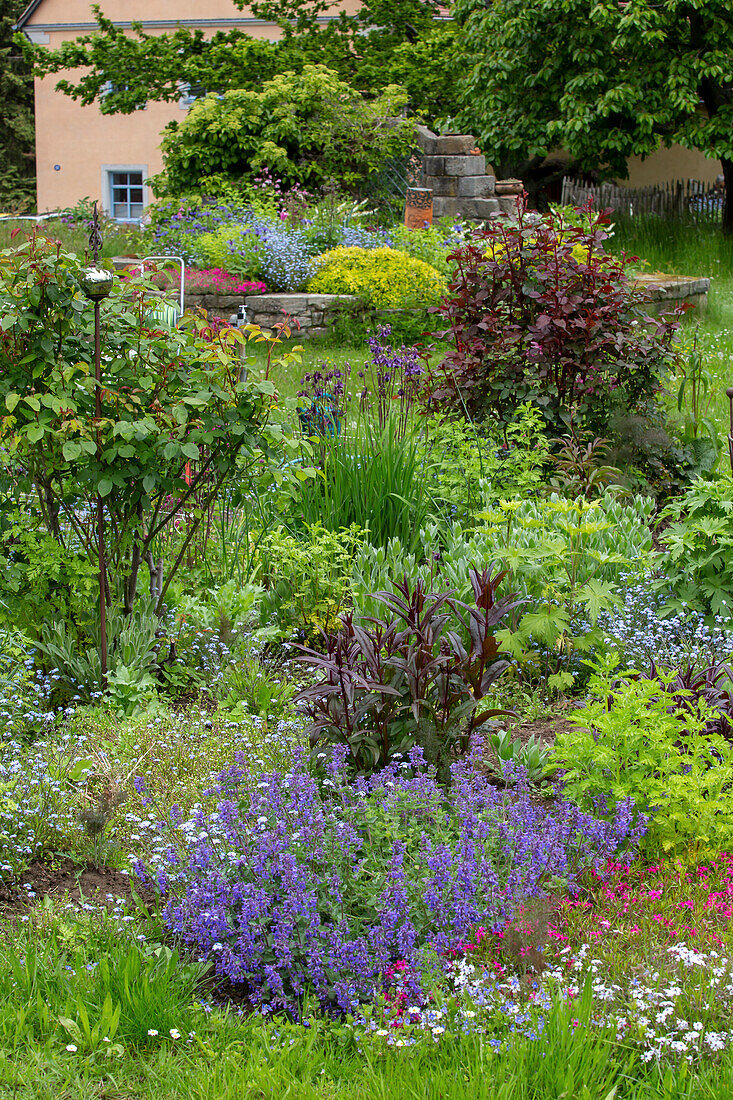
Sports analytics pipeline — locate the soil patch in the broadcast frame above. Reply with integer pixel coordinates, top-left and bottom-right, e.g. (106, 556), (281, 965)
(0, 857), (152, 919)
(508, 713), (575, 748)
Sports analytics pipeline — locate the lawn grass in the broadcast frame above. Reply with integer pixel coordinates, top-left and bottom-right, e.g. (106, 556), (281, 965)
(610, 216), (733, 442)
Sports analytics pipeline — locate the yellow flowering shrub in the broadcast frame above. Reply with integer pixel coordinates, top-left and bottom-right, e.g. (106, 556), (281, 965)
(307, 247), (447, 310)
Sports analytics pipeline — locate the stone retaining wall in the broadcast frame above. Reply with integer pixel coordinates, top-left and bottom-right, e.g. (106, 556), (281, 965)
(634, 274), (710, 314)
(244, 293), (359, 337)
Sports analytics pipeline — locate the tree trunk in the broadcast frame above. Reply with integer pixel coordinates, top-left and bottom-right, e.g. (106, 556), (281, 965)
(721, 157), (733, 236)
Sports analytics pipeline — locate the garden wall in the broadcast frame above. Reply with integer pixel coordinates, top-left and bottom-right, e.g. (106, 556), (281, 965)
(243, 293), (359, 337)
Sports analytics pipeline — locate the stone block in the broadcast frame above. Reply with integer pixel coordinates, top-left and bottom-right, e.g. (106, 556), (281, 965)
(215, 294), (244, 310)
(433, 196), (459, 219)
(460, 197), (501, 219)
(414, 124), (438, 155)
(423, 155), (445, 176)
(434, 134), (476, 155)
(428, 175), (459, 197)
(498, 195), (521, 215)
(444, 154), (486, 177)
(457, 175), (495, 198)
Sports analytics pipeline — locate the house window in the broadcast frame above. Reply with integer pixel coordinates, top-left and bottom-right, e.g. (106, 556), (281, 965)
(109, 170), (145, 220)
(179, 81), (205, 109)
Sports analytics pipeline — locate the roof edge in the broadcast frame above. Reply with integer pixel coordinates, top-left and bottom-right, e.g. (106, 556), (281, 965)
(14, 0), (46, 31)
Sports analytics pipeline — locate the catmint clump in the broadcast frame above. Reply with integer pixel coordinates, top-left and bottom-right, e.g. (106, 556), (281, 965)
(135, 740), (644, 1016)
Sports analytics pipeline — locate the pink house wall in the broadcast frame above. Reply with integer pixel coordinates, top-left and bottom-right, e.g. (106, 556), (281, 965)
(19, 0), (360, 214)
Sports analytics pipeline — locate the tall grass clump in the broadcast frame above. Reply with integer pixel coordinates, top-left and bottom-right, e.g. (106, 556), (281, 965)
(294, 328), (437, 550)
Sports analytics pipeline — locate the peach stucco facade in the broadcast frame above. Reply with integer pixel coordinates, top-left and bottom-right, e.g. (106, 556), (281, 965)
(18, 0), (360, 215)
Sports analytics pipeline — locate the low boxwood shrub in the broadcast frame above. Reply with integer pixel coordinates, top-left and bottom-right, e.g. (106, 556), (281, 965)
(134, 741), (643, 1016)
(308, 246), (447, 310)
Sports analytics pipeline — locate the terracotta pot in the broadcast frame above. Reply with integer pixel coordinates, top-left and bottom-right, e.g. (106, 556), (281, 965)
(404, 187), (433, 229)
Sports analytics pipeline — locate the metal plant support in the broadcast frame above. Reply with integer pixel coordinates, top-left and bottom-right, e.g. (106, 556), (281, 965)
(81, 204), (114, 684)
(727, 387), (733, 475)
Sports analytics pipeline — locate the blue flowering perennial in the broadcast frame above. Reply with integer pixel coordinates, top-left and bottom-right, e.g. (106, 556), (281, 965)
(134, 742), (644, 1016)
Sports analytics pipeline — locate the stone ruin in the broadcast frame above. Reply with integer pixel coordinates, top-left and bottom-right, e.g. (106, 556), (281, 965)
(415, 125), (523, 222)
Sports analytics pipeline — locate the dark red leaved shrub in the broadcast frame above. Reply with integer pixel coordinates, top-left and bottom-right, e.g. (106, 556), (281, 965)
(429, 203), (681, 432)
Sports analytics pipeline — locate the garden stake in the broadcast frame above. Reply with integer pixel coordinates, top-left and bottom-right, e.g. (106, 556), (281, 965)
(89, 205), (109, 684)
(727, 386), (733, 475)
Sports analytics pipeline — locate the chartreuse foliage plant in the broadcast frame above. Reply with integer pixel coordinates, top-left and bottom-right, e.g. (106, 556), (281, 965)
(308, 246), (447, 310)
(554, 660), (733, 855)
(257, 523), (365, 644)
(0, 233), (289, 628)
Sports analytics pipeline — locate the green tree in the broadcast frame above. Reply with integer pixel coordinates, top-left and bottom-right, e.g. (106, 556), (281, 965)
(19, 1), (459, 125)
(455, 0), (733, 228)
(157, 65), (415, 196)
(0, 233), (284, 617)
(1, 0), (35, 209)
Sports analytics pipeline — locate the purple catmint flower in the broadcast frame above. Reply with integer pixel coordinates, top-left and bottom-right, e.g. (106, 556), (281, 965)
(134, 739), (645, 1016)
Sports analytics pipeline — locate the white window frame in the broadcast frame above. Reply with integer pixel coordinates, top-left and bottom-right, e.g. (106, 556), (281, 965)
(101, 165), (149, 222)
(178, 81), (205, 109)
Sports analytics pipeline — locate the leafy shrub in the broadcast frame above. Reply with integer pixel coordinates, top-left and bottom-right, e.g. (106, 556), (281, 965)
(384, 220), (471, 276)
(297, 569), (521, 777)
(430, 204), (680, 432)
(158, 65), (415, 195)
(0, 517), (97, 640)
(308, 246), (447, 310)
(0, 234), (280, 624)
(135, 740), (642, 1015)
(657, 474), (733, 624)
(554, 665), (733, 854)
(419, 404), (549, 523)
(257, 524), (364, 644)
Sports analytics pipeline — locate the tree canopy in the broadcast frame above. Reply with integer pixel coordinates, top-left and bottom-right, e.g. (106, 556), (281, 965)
(20, 1), (459, 126)
(455, 0), (733, 227)
(1, 0), (35, 210)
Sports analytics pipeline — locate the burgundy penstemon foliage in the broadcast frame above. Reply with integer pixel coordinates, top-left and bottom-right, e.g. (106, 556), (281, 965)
(134, 744), (645, 1017)
(428, 200), (682, 431)
(297, 568), (522, 777)
(362, 325), (427, 437)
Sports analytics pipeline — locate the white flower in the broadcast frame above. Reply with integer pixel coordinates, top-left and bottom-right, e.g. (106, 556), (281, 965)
(65, 1044), (77, 1053)
(169, 1028), (181, 1039)
(375, 1029), (388, 1037)
(147, 1029), (159, 1037)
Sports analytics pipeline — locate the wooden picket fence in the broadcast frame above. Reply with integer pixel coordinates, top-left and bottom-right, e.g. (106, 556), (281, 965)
(560, 176), (724, 221)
